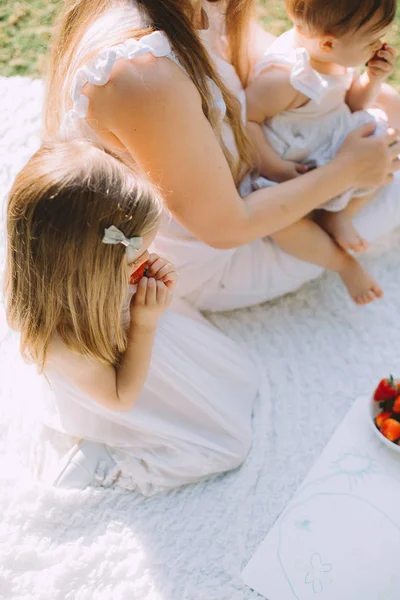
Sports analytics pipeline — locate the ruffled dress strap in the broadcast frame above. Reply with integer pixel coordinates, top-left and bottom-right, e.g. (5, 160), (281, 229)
(253, 28), (356, 106)
(289, 48), (330, 104)
(254, 45), (330, 105)
(61, 30), (227, 138)
(61, 31), (171, 138)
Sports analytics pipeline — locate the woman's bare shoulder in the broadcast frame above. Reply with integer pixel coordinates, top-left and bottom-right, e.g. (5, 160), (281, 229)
(85, 53), (200, 125)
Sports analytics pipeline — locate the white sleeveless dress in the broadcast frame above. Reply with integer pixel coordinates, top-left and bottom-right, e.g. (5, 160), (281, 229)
(44, 296), (259, 495)
(59, 8), (400, 313)
(252, 29), (387, 212)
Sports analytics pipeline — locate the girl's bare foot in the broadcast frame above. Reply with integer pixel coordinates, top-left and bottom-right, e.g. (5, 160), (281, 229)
(318, 211), (368, 253)
(338, 255), (383, 305)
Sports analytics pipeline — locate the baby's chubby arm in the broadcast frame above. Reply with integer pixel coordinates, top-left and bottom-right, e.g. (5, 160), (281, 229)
(347, 45), (396, 112)
(246, 67), (309, 182)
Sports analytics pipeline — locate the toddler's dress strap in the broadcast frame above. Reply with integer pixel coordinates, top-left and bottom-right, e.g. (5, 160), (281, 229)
(253, 46), (329, 104)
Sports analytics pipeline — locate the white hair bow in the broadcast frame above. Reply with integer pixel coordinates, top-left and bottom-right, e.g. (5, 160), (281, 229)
(102, 226), (142, 260)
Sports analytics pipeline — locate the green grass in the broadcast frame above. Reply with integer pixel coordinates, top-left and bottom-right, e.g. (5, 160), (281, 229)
(0, 0), (59, 77)
(1, 0), (400, 89)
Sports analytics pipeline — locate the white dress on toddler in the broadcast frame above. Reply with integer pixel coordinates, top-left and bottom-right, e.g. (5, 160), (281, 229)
(252, 30), (387, 212)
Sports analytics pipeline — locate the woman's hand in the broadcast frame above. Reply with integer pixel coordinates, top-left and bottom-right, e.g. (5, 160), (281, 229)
(337, 123), (400, 188)
(130, 276), (172, 330)
(146, 253), (177, 290)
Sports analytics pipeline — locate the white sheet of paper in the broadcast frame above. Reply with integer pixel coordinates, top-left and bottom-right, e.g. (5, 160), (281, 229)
(242, 397), (400, 600)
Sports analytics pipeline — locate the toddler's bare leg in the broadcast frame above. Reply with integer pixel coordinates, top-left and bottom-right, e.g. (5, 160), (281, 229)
(271, 218), (383, 305)
(315, 192), (375, 253)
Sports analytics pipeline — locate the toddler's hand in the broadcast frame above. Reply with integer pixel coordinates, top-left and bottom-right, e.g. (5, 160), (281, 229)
(272, 160), (309, 183)
(130, 276), (172, 330)
(146, 253), (177, 290)
(367, 44), (396, 81)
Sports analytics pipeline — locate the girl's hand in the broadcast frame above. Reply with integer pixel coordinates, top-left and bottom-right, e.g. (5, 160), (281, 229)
(130, 277), (172, 330)
(367, 44), (396, 81)
(337, 123), (400, 188)
(146, 253), (177, 290)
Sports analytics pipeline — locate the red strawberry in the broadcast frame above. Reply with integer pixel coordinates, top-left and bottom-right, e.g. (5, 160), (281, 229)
(129, 263), (148, 285)
(375, 411), (392, 429)
(393, 397), (400, 414)
(373, 376), (398, 402)
(380, 418), (400, 442)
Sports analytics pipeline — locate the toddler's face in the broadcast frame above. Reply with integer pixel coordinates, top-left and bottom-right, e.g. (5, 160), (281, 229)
(331, 22), (389, 68)
(297, 9), (392, 69)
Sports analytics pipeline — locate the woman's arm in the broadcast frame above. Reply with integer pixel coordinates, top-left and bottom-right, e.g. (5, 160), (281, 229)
(87, 58), (400, 250)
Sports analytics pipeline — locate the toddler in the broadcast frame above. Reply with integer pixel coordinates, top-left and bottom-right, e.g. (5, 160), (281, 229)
(246, 0), (397, 304)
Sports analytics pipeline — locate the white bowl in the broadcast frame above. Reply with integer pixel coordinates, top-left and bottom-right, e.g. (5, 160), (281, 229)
(369, 394), (400, 455)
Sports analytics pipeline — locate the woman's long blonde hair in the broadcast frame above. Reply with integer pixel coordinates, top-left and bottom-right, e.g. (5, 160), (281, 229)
(44, 0), (255, 182)
(5, 140), (162, 370)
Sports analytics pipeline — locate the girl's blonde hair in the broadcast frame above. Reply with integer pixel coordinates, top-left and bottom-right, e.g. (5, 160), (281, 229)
(44, 0), (255, 183)
(5, 140), (162, 370)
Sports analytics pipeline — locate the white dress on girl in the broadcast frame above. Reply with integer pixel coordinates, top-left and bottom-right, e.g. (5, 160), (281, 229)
(252, 29), (387, 211)
(44, 290), (259, 496)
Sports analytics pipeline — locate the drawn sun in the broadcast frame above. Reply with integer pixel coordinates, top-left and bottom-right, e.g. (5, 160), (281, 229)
(331, 449), (378, 489)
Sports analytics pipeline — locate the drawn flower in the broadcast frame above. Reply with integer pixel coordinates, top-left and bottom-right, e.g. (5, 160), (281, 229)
(304, 553), (333, 594)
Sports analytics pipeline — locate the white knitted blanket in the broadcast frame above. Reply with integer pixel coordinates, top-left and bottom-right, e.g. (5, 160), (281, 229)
(1, 77), (399, 600)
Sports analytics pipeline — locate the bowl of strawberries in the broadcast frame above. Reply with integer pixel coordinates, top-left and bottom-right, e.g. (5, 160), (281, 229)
(370, 376), (400, 454)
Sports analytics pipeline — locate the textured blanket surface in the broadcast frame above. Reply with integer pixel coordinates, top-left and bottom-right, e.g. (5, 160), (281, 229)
(1, 77), (399, 600)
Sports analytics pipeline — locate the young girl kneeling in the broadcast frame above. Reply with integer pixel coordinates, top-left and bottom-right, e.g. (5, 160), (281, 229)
(5, 140), (258, 496)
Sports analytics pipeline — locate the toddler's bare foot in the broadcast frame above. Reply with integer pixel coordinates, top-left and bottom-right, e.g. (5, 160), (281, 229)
(318, 211), (368, 253)
(338, 255), (383, 305)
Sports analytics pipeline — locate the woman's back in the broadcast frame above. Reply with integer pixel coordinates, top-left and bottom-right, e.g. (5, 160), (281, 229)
(58, 4), (251, 299)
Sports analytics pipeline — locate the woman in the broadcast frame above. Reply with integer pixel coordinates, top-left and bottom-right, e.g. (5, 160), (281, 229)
(45, 0), (400, 313)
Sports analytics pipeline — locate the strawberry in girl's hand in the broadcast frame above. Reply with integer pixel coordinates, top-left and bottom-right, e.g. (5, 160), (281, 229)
(129, 262), (148, 285)
(373, 375), (398, 402)
(380, 418), (400, 442)
(375, 411), (392, 429)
